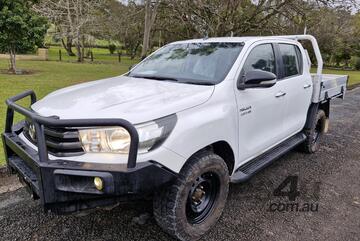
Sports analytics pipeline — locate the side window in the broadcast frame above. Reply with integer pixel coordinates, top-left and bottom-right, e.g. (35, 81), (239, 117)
(242, 44), (276, 76)
(279, 44), (302, 78)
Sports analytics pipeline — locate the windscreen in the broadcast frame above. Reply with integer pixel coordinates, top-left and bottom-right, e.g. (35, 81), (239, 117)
(128, 42), (244, 85)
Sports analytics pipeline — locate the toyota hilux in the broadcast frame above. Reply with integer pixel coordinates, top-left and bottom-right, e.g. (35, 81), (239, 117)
(2, 35), (347, 241)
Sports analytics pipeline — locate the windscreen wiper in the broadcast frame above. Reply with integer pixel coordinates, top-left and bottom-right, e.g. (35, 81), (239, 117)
(130, 75), (214, 85)
(130, 75), (180, 82)
(181, 81), (215, 86)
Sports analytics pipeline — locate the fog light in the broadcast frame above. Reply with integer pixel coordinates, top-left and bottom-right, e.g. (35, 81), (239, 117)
(94, 177), (104, 191)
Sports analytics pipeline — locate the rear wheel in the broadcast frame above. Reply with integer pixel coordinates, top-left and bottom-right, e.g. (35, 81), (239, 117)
(153, 151), (229, 241)
(301, 109), (326, 153)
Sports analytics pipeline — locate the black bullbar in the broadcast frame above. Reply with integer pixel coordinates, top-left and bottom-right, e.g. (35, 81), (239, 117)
(2, 90), (177, 214)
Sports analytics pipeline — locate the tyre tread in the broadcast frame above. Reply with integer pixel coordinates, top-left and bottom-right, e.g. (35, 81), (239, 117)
(153, 151), (228, 241)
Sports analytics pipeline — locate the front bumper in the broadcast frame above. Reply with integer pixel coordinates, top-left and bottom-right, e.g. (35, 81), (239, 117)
(2, 90), (177, 214)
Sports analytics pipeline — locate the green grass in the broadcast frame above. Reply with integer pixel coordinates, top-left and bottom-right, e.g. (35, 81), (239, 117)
(0, 55), (138, 165)
(48, 46), (128, 64)
(311, 68), (360, 86)
(325, 69), (360, 87)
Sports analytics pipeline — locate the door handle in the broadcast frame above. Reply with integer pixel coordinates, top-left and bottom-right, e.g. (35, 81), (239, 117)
(275, 91), (286, 98)
(303, 84), (312, 89)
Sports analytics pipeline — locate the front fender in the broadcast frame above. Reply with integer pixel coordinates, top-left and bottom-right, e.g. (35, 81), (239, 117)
(162, 86), (239, 173)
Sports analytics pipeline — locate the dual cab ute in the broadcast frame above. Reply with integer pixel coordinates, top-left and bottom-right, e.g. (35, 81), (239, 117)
(2, 35), (347, 241)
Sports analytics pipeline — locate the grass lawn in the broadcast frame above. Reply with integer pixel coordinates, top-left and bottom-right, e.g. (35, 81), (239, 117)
(0, 56), (137, 166)
(48, 46), (130, 64)
(311, 68), (360, 87)
(322, 69), (360, 87)
(0, 49), (359, 166)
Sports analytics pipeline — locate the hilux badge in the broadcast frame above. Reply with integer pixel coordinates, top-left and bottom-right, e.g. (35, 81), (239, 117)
(240, 106), (252, 116)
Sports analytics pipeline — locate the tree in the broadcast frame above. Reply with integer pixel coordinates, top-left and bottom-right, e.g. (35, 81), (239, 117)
(97, 0), (144, 59)
(351, 12), (360, 57)
(34, 0), (103, 62)
(61, 28), (76, 56)
(0, 0), (48, 73)
(268, 1), (356, 66)
(160, 0), (298, 38)
(141, 0), (160, 58)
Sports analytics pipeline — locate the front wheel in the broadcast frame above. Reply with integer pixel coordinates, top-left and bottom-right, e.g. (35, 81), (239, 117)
(153, 151), (229, 241)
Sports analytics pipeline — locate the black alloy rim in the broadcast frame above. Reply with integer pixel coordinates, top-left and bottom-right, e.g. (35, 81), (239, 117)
(186, 172), (220, 224)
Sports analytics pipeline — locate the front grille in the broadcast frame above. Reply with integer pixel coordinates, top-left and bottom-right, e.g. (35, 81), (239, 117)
(23, 121), (84, 157)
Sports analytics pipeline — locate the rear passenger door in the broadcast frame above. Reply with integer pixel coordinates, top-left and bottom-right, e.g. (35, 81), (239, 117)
(276, 43), (312, 136)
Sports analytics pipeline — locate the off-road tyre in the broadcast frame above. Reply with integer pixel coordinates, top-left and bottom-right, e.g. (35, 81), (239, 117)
(153, 151), (229, 241)
(301, 109), (326, 153)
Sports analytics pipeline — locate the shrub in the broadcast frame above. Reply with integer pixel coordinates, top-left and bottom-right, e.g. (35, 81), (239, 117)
(108, 44), (116, 54)
(354, 57), (360, 70)
(350, 56), (360, 70)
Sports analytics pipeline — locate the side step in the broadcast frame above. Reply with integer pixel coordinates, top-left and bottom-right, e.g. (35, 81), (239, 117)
(231, 132), (306, 183)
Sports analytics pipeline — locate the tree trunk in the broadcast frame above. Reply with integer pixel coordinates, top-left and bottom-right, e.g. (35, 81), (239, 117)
(61, 37), (75, 56)
(141, 27), (150, 59)
(76, 42), (82, 62)
(81, 35), (85, 61)
(75, 31), (83, 62)
(8, 48), (16, 73)
(131, 42), (140, 60)
(141, 1), (151, 58)
(141, 0), (159, 59)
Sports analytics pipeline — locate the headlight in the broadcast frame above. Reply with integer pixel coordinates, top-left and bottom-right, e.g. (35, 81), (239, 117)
(136, 114), (177, 153)
(79, 127), (131, 153)
(79, 114), (177, 154)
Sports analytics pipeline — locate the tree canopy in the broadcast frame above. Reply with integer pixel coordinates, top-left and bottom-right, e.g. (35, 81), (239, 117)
(24, 0), (360, 68)
(0, 0), (48, 72)
(93, 0), (360, 65)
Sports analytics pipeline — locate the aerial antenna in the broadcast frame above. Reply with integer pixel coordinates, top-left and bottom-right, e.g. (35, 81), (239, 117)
(230, 31), (234, 37)
(304, 26), (307, 35)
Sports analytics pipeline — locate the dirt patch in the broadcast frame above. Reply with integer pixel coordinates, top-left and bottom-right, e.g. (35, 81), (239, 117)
(0, 167), (24, 194)
(0, 175), (23, 194)
(0, 167), (7, 178)
(0, 69), (38, 75)
(348, 82), (360, 90)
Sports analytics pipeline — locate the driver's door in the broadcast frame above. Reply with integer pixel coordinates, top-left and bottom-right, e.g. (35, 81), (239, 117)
(235, 43), (287, 164)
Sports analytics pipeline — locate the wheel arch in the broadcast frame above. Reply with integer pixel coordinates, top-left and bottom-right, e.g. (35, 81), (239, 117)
(304, 102), (329, 131)
(184, 140), (235, 175)
(304, 101), (330, 133)
(319, 101), (330, 118)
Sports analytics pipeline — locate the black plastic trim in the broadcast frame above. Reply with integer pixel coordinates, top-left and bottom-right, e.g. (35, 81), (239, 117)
(273, 43), (285, 79)
(53, 169), (115, 194)
(231, 132), (306, 183)
(304, 103), (320, 130)
(3, 131), (177, 214)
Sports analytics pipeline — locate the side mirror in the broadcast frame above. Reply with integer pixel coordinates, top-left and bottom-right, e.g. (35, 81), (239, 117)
(238, 70), (277, 90)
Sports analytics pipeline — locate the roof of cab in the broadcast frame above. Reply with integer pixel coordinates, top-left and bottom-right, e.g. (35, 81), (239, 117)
(170, 36), (298, 45)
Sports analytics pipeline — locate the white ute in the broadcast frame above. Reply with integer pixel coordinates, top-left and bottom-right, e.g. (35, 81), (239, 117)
(3, 35), (347, 241)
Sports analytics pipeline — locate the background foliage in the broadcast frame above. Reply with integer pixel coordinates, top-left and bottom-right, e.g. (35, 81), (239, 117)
(0, 0), (48, 71)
